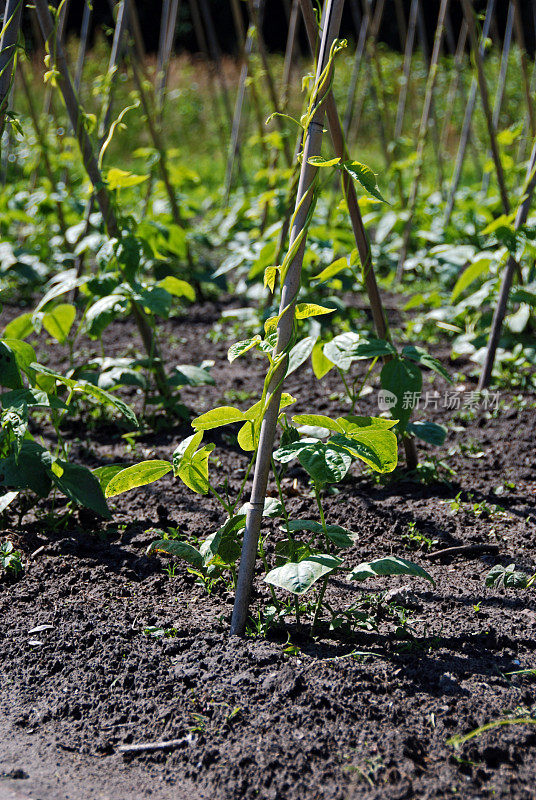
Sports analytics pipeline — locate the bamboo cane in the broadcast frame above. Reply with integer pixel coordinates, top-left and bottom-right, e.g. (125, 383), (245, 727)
(443, 0), (495, 227)
(392, 0), (418, 205)
(347, 0), (385, 143)
(342, 0), (371, 139)
(439, 18), (468, 156)
(482, 0), (514, 196)
(230, 0), (345, 637)
(18, 58), (66, 234)
(396, 0), (450, 281)
(461, 0), (510, 215)
(512, 0), (535, 139)
(281, 0), (300, 107)
(479, 136), (536, 389)
(517, 0), (536, 162)
(33, 0), (170, 400)
(74, 0), (93, 94)
(0, 0), (22, 138)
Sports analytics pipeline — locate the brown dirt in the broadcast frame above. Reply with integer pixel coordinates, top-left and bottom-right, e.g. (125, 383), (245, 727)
(1, 301), (536, 800)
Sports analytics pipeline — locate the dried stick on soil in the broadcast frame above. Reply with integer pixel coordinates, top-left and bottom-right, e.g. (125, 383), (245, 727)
(443, 0), (495, 228)
(479, 135), (536, 389)
(396, 0), (450, 281)
(118, 738), (189, 754)
(230, 0), (345, 637)
(427, 544), (500, 561)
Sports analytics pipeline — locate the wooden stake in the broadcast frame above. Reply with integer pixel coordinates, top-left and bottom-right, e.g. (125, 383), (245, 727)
(33, 0), (170, 400)
(396, 0), (450, 281)
(461, 0), (510, 214)
(230, 0), (345, 637)
(443, 0), (495, 227)
(482, 0), (514, 196)
(0, 0), (23, 138)
(479, 137), (536, 389)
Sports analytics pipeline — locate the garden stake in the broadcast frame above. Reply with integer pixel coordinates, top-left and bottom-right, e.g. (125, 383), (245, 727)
(18, 58), (66, 234)
(230, 0), (345, 637)
(512, 0), (535, 140)
(33, 0), (170, 401)
(461, 0), (510, 216)
(0, 0), (22, 138)
(439, 18), (468, 159)
(74, 0), (93, 93)
(301, 0), (419, 469)
(517, 1), (536, 163)
(396, 0), (450, 281)
(246, 0), (293, 167)
(392, 0), (419, 204)
(443, 0), (495, 227)
(281, 0), (300, 107)
(342, 0), (370, 139)
(479, 135), (536, 389)
(482, 0), (514, 196)
(349, 0), (386, 149)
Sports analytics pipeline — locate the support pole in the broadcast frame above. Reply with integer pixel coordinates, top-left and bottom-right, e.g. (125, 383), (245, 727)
(443, 0), (495, 227)
(0, 0), (22, 137)
(396, 0), (450, 280)
(479, 138), (536, 389)
(230, 0), (345, 637)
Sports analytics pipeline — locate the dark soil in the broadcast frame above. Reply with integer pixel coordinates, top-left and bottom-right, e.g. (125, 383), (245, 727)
(1, 301), (536, 800)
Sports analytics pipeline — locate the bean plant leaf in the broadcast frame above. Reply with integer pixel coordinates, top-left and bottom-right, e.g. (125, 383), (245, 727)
(3, 339), (37, 383)
(147, 538), (203, 569)
(287, 336), (316, 376)
(401, 345), (451, 382)
(297, 442), (353, 486)
(42, 303), (76, 344)
(451, 256), (493, 302)
(311, 342), (333, 378)
(350, 556), (435, 585)
(380, 357), (422, 432)
(228, 336), (262, 363)
(264, 554), (343, 595)
(157, 276), (195, 302)
(407, 420), (447, 446)
(192, 406), (247, 430)
(307, 156), (342, 168)
(287, 519), (359, 548)
(200, 514), (247, 566)
(0, 440), (53, 496)
(330, 432), (398, 473)
(485, 563), (529, 589)
(0, 341), (23, 389)
(313, 256), (349, 284)
(92, 464), (128, 492)
(343, 161), (387, 203)
(3, 312), (33, 340)
(105, 460), (172, 497)
(295, 303), (336, 320)
(177, 444), (214, 494)
(51, 461), (110, 517)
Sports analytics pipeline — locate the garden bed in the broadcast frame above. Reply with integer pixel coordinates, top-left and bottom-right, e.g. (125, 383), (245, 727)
(1, 302), (536, 800)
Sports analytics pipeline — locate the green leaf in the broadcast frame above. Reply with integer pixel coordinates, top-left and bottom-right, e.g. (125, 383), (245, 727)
(298, 442), (353, 486)
(380, 357), (422, 431)
(311, 342), (333, 378)
(0, 440), (53, 496)
(292, 414), (344, 433)
(407, 421), (447, 446)
(105, 460), (172, 497)
(106, 167), (149, 189)
(401, 345), (451, 382)
(0, 341), (22, 389)
(485, 563), (529, 589)
(173, 431), (204, 472)
(2, 339), (37, 382)
(307, 155), (342, 168)
(228, 336), (262, 363)
(264, 554), (343, 594)
(451, 256), (493, 302)
(147, 538), (203, 568)
(200, 515), (246, 566)
(2, 312), (33, 340)
(178, 444), (214, 494)
(330, 429), (398, 473)
(92, 464), (128, 493)
(295, 303), (336, 320)
(192, 406), (247, 431)
(287, 336), (316, 376)
(343, 161), (387, 203)
(42, 303), (76, 345)
(169, 364), (215, 387)
(312, 256), (349, 284)
(287, 519), (358, 548)
(157, 276), (195, 302)
(51, 461), (110, 517)
(84, 294), (129, 339)
(350, 556), (435, 585)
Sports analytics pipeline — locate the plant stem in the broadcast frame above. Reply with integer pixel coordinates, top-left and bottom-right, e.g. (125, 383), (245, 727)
(312, 576), (328, 632)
